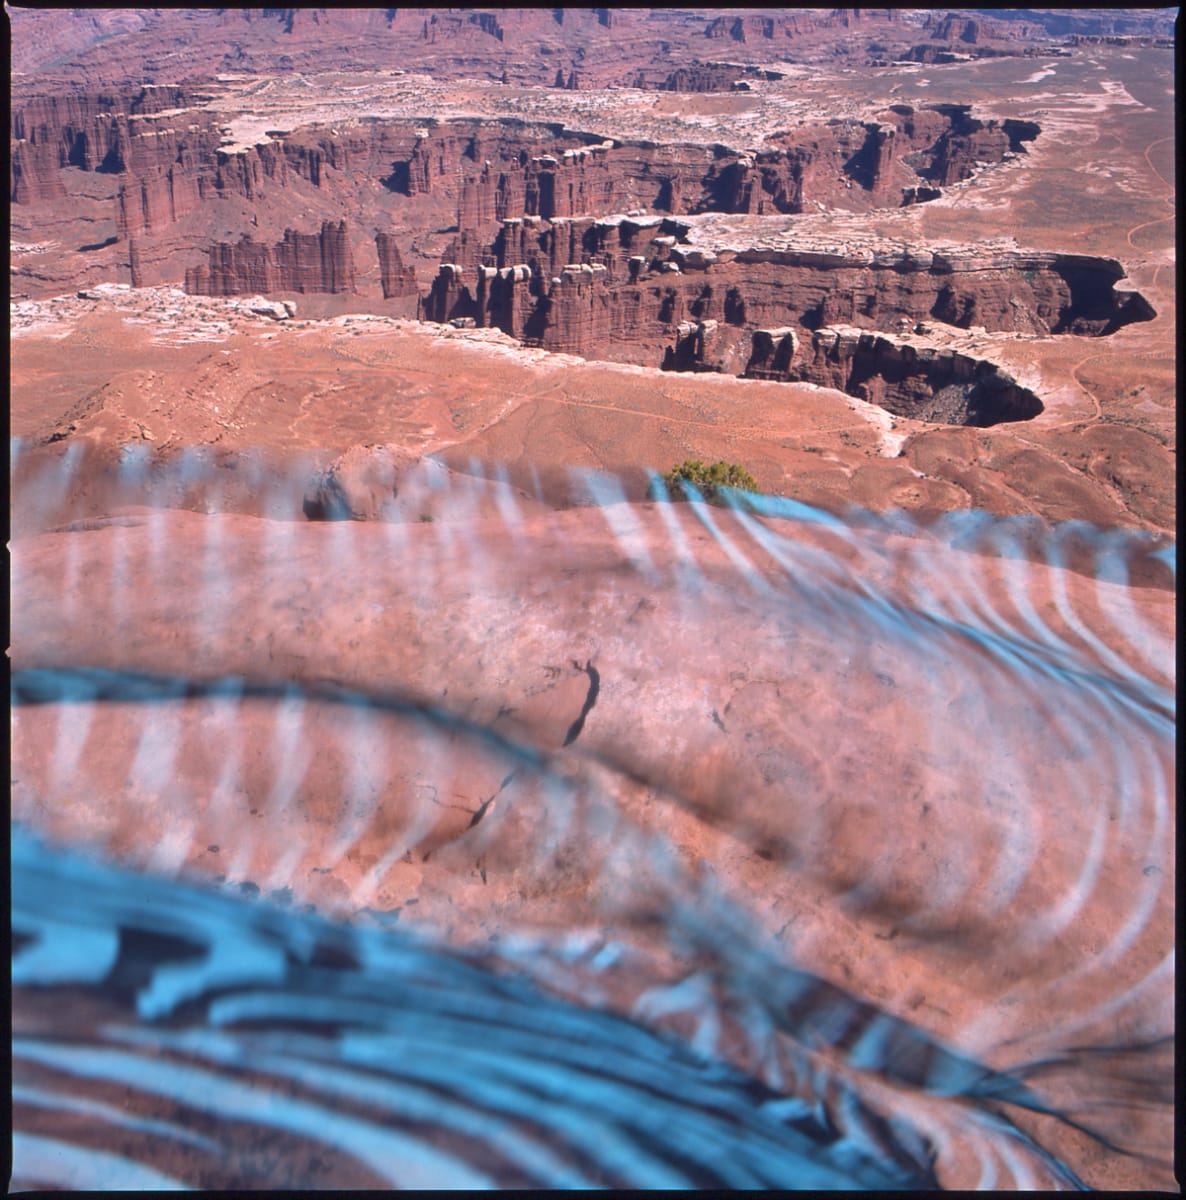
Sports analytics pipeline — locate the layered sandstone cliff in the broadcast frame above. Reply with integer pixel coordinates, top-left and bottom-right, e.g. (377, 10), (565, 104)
(751, 324), (1045, 426)
(12, 87), (1040, 239)
(11, 69), (1053, 320)
(9, 8), (923, 91)
(185, 221), (355, 295)
(118, 122), (423, 240)
(8, 41), (1158, 441)
(622, 63), (787, 92)
(10, 85), (205, 205)
(703, 10), (900, 42)
(374, 233), (418, 300)
(443, 106), (1039, 231)
(422, 214), (1154, 374)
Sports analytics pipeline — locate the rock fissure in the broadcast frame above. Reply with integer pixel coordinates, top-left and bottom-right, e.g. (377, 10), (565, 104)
(562, 659), (601, 748)
(467, 769), (519, 830)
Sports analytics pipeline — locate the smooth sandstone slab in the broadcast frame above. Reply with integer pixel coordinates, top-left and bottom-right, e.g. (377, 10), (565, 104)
(11, 492), (1174, 1187)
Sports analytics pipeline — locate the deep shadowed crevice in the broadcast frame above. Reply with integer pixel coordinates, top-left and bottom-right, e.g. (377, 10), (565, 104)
(562, 659), (600, 747)
(746, 328), (1045, 427)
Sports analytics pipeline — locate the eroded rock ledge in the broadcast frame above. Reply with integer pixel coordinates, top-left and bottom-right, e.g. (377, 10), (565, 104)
(426, 217), (1151, 348)
(8, 78), (1155, 435)
(414, 217), (1149, 423)
(747, 324), (1043, 427)
(184, 220), (355, 296)
(11, 86), (1034, 222)
(12, 85), (1039, 286)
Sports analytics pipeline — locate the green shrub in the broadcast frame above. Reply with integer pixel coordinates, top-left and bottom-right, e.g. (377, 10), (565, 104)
(656, 459), (759, 503)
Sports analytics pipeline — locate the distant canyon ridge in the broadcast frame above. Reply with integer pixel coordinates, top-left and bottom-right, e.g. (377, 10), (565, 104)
(9, 7), (1175, 533)
(9, 65), (1154, 424)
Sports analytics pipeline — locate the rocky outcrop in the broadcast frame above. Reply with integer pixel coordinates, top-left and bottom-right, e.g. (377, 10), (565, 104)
(705, 14), (791, 42)
(420, 263), (473, 325)
(420, 9), (507, 44)
(374, 233), (418, 299)
(901, 186), (943, 206)
(12, 7), (1169, 99)
(442, 107), (1038, 227)
(117, 160), (205, 238)
(743, 327), (799, 379)
(661, 318), (728, 372)
(117, 125), (420, 239)
(704, 9), (899, 42)
(420, 262), (535, 339)
(12, 88), (1044, 305)
(528, 262), (617, 356)
(884, 104), (1039, 187)
(97, 104), (1023, 253)
(10, 139), (68, 203)
(425, 215), (1155, 372)
(14, 92), (227, 219)
(247, 298), (297, 321)
(755, 324), (1044, 427)
(9, 86), (199, 203)
(454, 137), (627, 225)
(303, 444), (408, 521)
(469, 212), (665, 283)
(185, 221), (355, 295)
(1014, 10), (1176, 37)
(473, 263), (535, 338)
(927, 14), (981, 44)
(10, 8), (920, 90)
(622, 63), (786, 93)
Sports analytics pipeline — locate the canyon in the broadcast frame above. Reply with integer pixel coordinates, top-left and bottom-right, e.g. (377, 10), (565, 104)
(12, 86), (1045, 266)
(9, 5), (1175, 561)
(10, 3), (1175, 625)
(9, 8), (1176, 1192)
(8, 75), (1155, 426)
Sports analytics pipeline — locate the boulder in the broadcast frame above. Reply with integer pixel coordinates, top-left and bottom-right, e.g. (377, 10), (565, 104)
(247, 299), (291, 320)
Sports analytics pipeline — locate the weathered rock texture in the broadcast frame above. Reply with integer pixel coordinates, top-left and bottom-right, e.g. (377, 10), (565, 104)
(421, 217), (1155, 382)
(11, 83), (1042, 301)
(625, 63), (787, 92)
(185, 221), (355, 295)
(15, 6), (1162, 92)
(374, 232), (418, 299)
(9, 85), (196, 197)
(439, 106), (1039, 228)
(780, 325), (1044, 426)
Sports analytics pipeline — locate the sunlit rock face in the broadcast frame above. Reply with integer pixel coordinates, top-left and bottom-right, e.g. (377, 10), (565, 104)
(11, 444), (1175, 1190)
(184, 221), (356, 297)
(422, 226), (1155, 369)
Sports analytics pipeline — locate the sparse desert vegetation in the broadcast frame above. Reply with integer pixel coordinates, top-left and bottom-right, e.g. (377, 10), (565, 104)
(656, 458), (760, 502)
